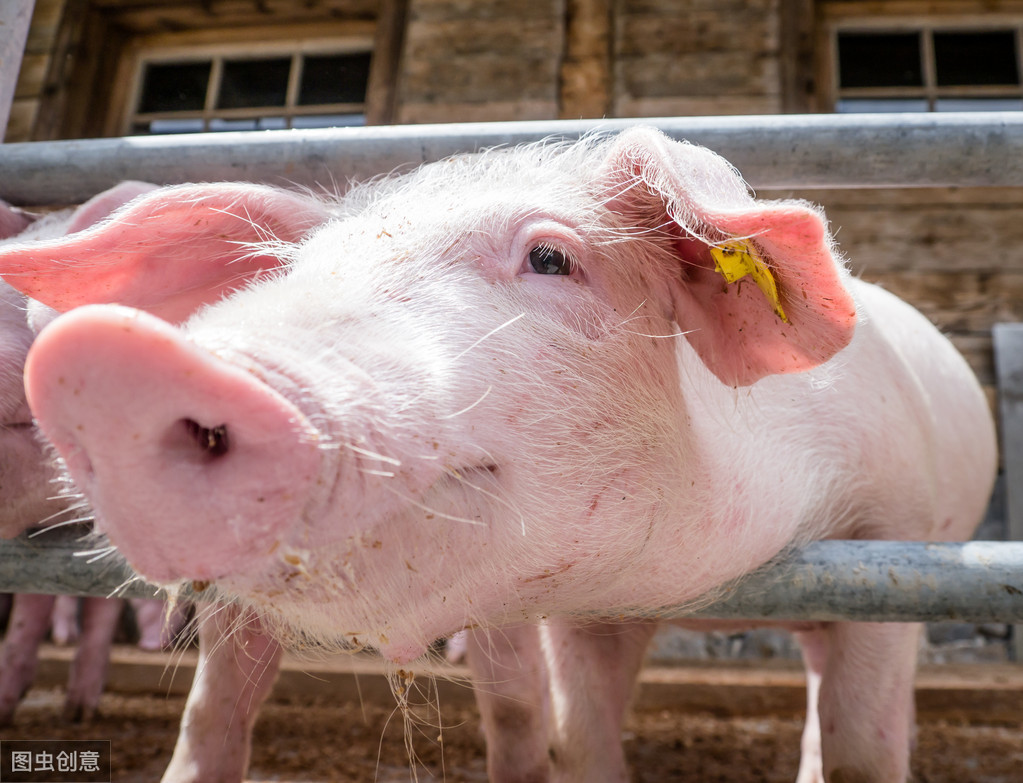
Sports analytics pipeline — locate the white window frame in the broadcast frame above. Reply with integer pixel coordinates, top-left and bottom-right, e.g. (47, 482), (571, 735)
(119, 34), (375, 135)
(824, 17), (1023, 112)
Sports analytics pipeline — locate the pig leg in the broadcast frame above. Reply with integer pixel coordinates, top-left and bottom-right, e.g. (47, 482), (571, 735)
(0, 593), (56, 724)
(50, 594), (80, 645)
(162, 605), (283, 783)
(468, 621), (656, 783)
(465, 624), (552, 782)
(795, 622), (921, 783)
(132, 597), (189, 651)
(794, 630), (826, 783)
(539, 620), (656, 782)
(63, 596), (124, 722)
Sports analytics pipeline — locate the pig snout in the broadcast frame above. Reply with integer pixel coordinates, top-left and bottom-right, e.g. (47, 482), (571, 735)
(25, 304), (323, 583)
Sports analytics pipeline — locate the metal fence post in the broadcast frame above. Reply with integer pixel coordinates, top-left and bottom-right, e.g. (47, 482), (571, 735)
(993, 323), (1023, 661)
(0, 0), (35, 143)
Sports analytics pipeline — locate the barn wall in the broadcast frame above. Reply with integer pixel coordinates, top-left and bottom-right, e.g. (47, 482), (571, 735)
(7, 0), (67, 142)
(6, 0), (1022, 402)
(782, 187), (1023, 403)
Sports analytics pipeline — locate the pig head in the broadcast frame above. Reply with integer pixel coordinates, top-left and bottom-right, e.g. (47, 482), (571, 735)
(0, 128), (993, 666)
(0, 183), (160, 537)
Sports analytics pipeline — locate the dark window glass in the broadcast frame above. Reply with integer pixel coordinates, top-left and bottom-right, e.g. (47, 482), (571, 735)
(934, 31), (1019, 86)
(139, 62), (211, 113)
(838, 32), (923, 88)
(299, 52), (372, 105)
(218, 58), (291, 109)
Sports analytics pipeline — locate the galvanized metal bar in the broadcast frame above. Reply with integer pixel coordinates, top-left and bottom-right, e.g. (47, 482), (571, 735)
(994, 322), (1023, 659)
(0, 112), (1022, 206)
(0, 525), (154, 600)
(0, 0), (35, 143)
(674, 540), (1023, 624)
(2, 526), (1021, 622)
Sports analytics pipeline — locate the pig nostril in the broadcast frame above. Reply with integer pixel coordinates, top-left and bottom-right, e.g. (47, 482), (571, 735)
(183, 419), (230, 458)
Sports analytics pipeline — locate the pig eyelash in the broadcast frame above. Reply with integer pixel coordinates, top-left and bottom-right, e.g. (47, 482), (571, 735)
(525, 242), (577, 276)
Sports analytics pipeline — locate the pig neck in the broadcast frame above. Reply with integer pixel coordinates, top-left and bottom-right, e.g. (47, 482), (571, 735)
(599, 358), (835, 614)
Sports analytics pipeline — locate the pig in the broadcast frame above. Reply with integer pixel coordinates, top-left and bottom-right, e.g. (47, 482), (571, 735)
(0, 127), (997, 782)
(0, 184), (188, 725)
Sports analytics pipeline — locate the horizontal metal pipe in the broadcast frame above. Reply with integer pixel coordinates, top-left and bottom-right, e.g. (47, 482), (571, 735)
(2, 527), (1021, 622)
(1, 112), (1021, 206)
(667, 540), (1023, 624)
(0, 526), (154, 600)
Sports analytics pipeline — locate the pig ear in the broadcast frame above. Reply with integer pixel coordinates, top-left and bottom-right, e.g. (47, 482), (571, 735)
(0, 183), (331, 324)
(597, 127), (857, 387)
(0, 200), (35, 240)
(65, 180), (159, 234)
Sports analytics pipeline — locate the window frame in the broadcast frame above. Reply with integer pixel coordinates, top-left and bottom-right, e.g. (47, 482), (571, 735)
(110, 26), (377, 136)
(820, 14), (1023, 112)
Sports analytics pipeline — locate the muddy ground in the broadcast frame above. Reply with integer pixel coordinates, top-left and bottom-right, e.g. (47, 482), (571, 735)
(7, 678), (1023, 783)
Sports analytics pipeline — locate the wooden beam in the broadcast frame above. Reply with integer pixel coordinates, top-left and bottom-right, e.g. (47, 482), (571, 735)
(365, 0), (409, 125)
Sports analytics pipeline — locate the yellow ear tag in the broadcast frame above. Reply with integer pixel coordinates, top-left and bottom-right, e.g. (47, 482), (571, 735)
(709, 240), (789, 323)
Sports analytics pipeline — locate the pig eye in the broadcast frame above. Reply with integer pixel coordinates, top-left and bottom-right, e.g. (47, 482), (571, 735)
(528, 244), (573, 275)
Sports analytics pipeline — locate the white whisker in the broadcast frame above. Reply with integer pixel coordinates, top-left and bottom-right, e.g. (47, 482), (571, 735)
(440, 385), (492, 420)
(453, 313), (525, 361)
(359, 468), (396, 478)
(345, 443), (402, 466)
(381, 485), (487, 527)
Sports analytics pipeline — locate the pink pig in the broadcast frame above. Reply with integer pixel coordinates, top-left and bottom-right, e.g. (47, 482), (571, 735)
(0, 183), (188, 726)
(0, 128), (996, 782)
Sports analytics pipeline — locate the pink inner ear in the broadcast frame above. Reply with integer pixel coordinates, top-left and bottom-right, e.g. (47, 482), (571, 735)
(65, 181), (159, 235)
(673, 205), (857, 387)
(0, 202), (34, 240)
(0, 184), (331, 324)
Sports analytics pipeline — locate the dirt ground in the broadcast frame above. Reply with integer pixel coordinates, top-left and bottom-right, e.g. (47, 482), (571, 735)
(6, 682), (1023, 783)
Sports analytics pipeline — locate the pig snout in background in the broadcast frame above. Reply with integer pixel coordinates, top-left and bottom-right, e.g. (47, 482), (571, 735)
(0, 185), (190, 727)
(0, 128), (998, 782)
(0, 182), (329, 781)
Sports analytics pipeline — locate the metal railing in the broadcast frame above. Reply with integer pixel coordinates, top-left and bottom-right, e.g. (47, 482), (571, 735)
(0, 114), (1020, 657)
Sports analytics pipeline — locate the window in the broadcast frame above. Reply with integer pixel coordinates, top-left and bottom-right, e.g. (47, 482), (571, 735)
(833, 26), (1023, 112)
(125, 44), (373, 135)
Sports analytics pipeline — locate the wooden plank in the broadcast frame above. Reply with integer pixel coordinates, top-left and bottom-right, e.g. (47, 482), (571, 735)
(855, 271), (1023, 334)
(409, 0), (557, 23)
(31, 644), (1023, 723)
(779, 0), (815, 112)
(617, 52), (780, 97)
(615, 9), (778, 55)
(3, 98), (37, 142)
(365, 0), (409, 126)
(405, 17), (561, 58)
(23, 0), (65, 55)
(559, 0), (612, 119)
(12, 52), (47, 99)
(993, 322), (1023, 660)
(397, 99), (556, 123)
(108, 0), (378, 35)
(401, 56), (560, 104)
(622, 0), (775, 12)
(614, 94), (781, 117)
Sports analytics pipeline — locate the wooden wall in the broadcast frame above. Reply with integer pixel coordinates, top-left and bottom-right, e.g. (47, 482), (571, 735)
(7, 0), (1023, 403)
(7, 0), (66, 142)
(791, 187), (1023, 404)
(392, 0), (794, 122)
